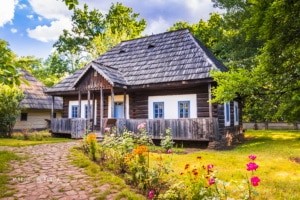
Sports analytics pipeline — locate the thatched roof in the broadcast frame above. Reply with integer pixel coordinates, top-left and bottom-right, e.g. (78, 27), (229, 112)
(47, 29), (226, 93)
(20, 70), (63, 110)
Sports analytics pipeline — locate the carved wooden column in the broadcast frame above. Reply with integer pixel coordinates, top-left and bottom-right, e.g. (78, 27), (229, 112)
(111, 88), (115, 118)
(78, 90), (81, 118)
(92, 92), (95, 131)
(208, 83), (212, 118)
(51, 96), (55, 119)
(123, 91), (127, 119)
(100, 86), (103, 132)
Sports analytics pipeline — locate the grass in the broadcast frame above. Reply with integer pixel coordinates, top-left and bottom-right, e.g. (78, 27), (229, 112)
(0, 151), (21, 198)
(0, 137), (72, 147)
(150, 130), (300, 200)
(70, 147), (145, 200)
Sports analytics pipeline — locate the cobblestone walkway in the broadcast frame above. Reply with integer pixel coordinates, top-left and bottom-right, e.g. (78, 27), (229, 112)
(0, 142), (109, 200)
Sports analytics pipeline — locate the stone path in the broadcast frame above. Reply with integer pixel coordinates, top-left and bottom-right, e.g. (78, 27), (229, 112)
(0, 142), (112, 200)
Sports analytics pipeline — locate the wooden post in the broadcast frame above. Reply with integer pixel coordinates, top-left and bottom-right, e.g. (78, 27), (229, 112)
(78, 90), (81, 118)
(208, 83), (212, 118)
(87, 90), (91, 119)
(51, 96), (55, 119)
(92, 92), (95, 131)
(123, 91), (127, 119)
(111, 88), (115, 118)
(100, 87), (103, 132)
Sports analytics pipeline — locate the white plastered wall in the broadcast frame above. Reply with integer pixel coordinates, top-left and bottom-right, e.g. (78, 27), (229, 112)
(68, 100), (97, 124)
(148, 94), (197, 119)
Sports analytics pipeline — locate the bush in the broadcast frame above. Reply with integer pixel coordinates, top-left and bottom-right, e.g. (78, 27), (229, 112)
(160, 128), (174, 152)
(0, 85), (24, 137)
(11, 130), (51, 141)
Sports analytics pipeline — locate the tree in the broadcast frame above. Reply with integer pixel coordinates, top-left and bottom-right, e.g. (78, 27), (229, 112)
(211, 0), (300, 122)
(54, 3), (146, 70)
(0, 85), (24, 137)
(0, 40), (20, 86)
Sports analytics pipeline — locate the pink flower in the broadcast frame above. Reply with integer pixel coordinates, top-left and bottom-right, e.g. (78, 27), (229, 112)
(167, 149), (172, 154)
(208, 177), (215, 186)
(104, 127), (111, 132)
(250, 176), (261, 186)
(248, 154), (257, 160)
(137, 122), (146, 130)
(207, 164), (214, 170)
(148, 190), (155, 199)
(246, 162), (259, 171)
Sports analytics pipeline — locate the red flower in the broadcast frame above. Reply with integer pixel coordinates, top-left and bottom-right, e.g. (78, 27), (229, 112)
(248, 154), (257, 160)
(148, 190), (155, 199)
(250, 176), (261, 186)
(208, 177), (215, 186)
(247, 162), (259, 171)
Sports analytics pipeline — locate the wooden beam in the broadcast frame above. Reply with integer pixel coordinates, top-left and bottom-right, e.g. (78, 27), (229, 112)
(92, 92), (95, 131)
(100, 87), (103, 132)
(51, 96), (55, 119)
(78, 90), (81, 118)
(123, 91), (127, 119)
(111, 88), (115, 118)
(208, 83), (212, 118)
(87, 90), (91, 119)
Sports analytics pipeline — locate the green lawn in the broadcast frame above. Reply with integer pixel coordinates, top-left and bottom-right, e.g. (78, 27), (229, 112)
(0, 151), (21, 198)
(151, 130), (300, 200)
(0, 137), (72, 147)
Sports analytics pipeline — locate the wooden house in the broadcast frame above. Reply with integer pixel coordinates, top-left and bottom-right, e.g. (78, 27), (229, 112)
(46, 29), (243, 148)
(13, 70), (63, 131)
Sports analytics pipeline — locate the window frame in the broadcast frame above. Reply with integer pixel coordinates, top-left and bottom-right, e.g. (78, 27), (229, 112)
(20, 113), (28, 121)
(224, 102), (231, 126)
(234, 101), (239, 125)
(153, 102), (164, 119)
(71, 105), (78, 118)
(178, 101), (190, 118)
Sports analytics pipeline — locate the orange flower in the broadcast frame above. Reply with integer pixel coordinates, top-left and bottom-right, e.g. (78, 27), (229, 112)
(86, 133), (97, 144)
(133, 145), (148, 155)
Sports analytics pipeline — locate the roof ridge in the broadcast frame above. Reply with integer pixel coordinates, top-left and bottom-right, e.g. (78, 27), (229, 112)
(119, 28), (190, 44)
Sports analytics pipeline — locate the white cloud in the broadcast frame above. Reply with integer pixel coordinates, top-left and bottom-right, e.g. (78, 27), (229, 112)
(11, 28), (18, 33)
(28, 0), (71, 20)
(27, 0), (72, 42)
(144, 17), (170, 35)
(0, 0), (17, 27)
(27, 14), (34, 19)
(18, 3), (27, 9)
(27, 17), (72, 42)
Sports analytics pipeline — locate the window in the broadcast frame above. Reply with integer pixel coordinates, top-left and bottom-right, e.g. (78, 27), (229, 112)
(224, 102), (231, 126)
(71, 105), (78, 118)
(85, 105), (92, 118)
(234, 101), (239, 125)
(178, 101), (190, 118)
(20, 113), (28, 121)
(153, 102), (164, 119)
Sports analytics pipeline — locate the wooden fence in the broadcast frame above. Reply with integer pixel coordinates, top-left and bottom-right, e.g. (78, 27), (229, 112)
(51, 118), (88, 138)
(116, 118), (218, 141)
(51, 117), (219, 141)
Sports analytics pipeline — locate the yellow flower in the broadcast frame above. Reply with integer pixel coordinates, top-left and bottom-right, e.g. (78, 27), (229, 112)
(86, 133), (97, 144)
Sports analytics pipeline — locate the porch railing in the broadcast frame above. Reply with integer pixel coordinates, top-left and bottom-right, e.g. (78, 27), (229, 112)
(51, 118), (218, 141)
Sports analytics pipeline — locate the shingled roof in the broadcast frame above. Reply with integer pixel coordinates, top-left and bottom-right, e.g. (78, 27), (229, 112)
(47, 29), (226, 93)
(20, 70), (62, 110)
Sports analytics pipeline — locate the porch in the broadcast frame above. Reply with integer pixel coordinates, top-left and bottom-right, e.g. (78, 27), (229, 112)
(50, 117), (219, 141)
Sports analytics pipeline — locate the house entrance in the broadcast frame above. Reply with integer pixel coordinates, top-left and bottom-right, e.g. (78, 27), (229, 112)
(114, 102), (124, 118)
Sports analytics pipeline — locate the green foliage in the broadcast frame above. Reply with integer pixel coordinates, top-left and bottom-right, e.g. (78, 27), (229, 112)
(0, 137), (72, 147)
(54, 3), (146, 70)
(160, 128), (174, 151)
(0, 85), (24, 136)
(0, 40), (20, 86)
(11, 130), (51, 141)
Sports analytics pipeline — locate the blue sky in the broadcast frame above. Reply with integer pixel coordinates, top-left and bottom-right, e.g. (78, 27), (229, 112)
(0, 0), (220, 59)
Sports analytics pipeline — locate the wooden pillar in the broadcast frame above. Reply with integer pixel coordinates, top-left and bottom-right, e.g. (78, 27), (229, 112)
(78, 90), (81, 118)
(100, 87), (103, 132)
(51, 96), (55, 119)
(111, 88), (115, 118)
(87, 90), (91, 119)
(92, 92), (95, 131)
(208, 83), (212, 118)
(123, 91), (127, 119)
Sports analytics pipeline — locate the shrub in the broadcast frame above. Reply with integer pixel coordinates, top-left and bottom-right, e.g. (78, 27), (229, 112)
(11, 130), (51, 141)
(85, 133), (98, 161)
(0, 85), (24, 137)
(160, 128), (174, 152)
